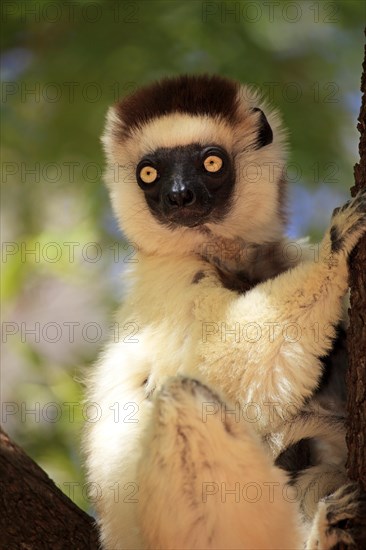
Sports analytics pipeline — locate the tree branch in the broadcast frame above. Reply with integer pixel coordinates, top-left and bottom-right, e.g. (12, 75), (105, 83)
(0, 427), (100, 549)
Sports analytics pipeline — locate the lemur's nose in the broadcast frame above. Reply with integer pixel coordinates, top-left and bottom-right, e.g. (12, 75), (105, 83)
(166, 187), (196, 208)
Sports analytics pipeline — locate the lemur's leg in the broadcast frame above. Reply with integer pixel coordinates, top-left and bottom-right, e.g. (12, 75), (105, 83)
(305, 482), (366, 550)
(295, 465), (348, 521)
(191, 190), (366, 432)
(268, 408), (347, 520)
(137, 376), (305, 550)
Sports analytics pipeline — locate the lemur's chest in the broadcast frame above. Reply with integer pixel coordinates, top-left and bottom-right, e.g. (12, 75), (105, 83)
(202, 236), (293, 293)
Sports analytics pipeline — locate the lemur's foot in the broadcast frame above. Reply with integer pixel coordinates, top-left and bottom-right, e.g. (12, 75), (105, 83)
(327, 188), (366, 258)
(306, 482), (366, 549)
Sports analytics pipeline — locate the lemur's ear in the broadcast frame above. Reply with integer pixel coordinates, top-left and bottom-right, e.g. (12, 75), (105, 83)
(252, 108), (273, 148)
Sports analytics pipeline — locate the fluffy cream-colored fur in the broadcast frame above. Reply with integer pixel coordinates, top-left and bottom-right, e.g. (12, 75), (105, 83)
(84, 81), (365, 549)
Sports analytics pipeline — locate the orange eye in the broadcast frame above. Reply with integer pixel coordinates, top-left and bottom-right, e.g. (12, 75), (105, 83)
(203, 155), (223, 173)
(139, 166), (158, 184)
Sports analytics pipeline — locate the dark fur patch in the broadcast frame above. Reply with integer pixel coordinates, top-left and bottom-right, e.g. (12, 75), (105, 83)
(115, 74), (239, 139)
(326, 509), (337, 523)
(287, 470), (300, 485)
(330, 225), (344, 253)
(275, 438), (315, 473)
(212, 241), (292, 294)
(332, 206), (340, 219)
(252, 108), (273, 148)
(181, 377), (221, 403)
(316, 325), (348, 410)
(191, 271), (206, 284)
(216, 267), (254, 293)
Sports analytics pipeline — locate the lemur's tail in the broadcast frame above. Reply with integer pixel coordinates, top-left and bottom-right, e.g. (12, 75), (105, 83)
(137, 376), (305, 550)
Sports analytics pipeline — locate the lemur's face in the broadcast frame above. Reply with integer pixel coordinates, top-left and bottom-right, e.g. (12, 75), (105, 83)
(136, 143), (235, 228)
(102, 75), (287, 255)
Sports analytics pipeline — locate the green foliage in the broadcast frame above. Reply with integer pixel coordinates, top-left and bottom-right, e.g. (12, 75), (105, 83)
(1, 0), (364, 511)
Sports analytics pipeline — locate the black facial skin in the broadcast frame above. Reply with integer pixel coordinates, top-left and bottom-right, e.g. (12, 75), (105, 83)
(136, 144), (235, 228)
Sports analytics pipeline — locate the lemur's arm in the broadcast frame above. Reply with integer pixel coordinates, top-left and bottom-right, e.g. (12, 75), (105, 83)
(183, 193), (365, 432)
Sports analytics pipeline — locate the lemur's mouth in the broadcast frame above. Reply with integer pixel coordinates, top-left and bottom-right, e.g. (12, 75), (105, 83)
(166, 206), (213, 228)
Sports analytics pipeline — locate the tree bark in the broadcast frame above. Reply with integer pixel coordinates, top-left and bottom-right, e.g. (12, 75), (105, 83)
(346, 34), (366, 490)
(342, 32), (366, 550)
(0, 427), (100, 549)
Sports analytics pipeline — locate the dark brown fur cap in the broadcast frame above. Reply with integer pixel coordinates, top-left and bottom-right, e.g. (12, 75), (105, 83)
(115, 74), (240, 140)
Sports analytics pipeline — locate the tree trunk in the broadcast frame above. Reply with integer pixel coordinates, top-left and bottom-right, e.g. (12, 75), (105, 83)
(346, 34), (366, 489)
(0, 428), (100, 549)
